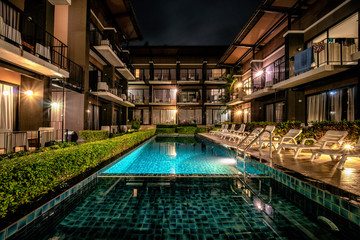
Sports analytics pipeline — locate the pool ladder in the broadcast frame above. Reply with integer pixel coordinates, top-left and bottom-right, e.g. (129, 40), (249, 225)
(235, 130), (273, 179)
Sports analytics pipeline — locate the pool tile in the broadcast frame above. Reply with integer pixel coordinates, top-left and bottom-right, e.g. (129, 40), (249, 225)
(27, 212), (35, 224)
(0, 229), (5, 240)
(6, 223), (17, 237)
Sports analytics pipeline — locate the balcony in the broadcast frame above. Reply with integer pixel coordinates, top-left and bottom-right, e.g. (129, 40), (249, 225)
(150, 89), (176, 105)
(274, 38), (357, 90)
(178, 69), (202, 84)
(0, 2), (70, 78)
(90, 80), (134, 107)
(177, 91), (201, 105)
(227, 93), (244, 106)
(128, 90), (150, 105)
(94, 40), (125, 67)
(117, 66), (135, 80)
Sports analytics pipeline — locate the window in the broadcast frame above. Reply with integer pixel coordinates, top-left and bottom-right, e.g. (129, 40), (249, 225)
(207, 69), (226, 80)
(128, 89), (149, 103)
(307, 87), (355, 123)
(89, 63), (102, 92)
(153, 89), (176, 103)
(206, 109), (230, 125)
(135, 69), (150, 80)
(152, 109), (176, 124)
(206, 89), (224, 103)
(180, 69), (202, 80)
(309, 13), (358, 67)
(133, 109), (149, 124)
(243, 78), (252, 95)
(265, 102), (284, 122)
(0, 83), (15, 130)
(179, 90), (200, 103)
(87, 104), (100, 130)
(264, 56), (285, 85)
(178, 109), (202, 124)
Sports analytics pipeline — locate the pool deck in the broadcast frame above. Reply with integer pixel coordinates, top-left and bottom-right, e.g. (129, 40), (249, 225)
(199, 133), (360, 202)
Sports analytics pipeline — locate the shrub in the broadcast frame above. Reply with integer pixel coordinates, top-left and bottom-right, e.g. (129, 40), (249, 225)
(178, 123), (197, 127)
(156, 124), (178, 128)
(0, 129), (156, 219)
(128, 120), (141, 130)
(156, 128), (176, 134)
(195, 127), (207, 133)
(176, 127), (197, 134)
(79, 130), (109, 142)
(0, 142), (77, 162)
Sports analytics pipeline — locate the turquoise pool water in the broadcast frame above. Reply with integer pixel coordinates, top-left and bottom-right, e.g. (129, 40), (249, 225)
(103, 136), (262, 175)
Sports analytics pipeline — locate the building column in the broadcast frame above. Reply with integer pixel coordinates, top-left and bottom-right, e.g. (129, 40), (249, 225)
(284, 31), (304, 79)
(202, 60), (207, 125)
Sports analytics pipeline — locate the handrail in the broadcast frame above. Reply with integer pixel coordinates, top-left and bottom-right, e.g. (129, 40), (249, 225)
(235, 130), (272, 179)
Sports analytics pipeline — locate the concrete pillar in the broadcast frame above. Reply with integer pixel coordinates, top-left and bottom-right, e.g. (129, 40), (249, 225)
(284, 32), (304, 79)
(67, 0), (89, 129)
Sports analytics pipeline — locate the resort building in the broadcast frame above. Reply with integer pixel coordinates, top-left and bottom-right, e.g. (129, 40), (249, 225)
(221, 0), (360, 124)
(128, 46), (230, 125)
(0, 0), (141, 150)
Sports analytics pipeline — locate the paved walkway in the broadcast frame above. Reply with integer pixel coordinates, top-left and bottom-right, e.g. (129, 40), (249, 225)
(199, 133), (360, 198)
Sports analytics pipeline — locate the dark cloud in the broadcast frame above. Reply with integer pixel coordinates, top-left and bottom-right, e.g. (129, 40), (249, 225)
(131, 0), (261, 46)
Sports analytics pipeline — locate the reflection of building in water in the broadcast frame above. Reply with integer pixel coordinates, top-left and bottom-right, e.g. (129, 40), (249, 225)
(159, 142), (177, 156)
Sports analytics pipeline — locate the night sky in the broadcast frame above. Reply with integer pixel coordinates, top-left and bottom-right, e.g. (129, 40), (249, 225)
(131, 0), (262, 46)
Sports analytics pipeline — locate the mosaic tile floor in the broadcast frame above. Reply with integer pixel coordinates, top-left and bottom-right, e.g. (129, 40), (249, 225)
(43, 178), (287, 240)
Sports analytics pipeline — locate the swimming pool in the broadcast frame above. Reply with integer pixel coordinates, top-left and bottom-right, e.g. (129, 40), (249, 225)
(103, 136), (262, 175)
(9, 136), (360, 239)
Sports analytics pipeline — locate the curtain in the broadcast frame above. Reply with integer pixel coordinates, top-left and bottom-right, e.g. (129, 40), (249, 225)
(0, 84), (13, 130)
(93, 106), (100, 130)
(329, 90), (342, 121)
(152, 109), (160, 124)
(275, 102), (284, 123)
(265, 104), (273, 122)
(206, 110), (212, 125)
(307, 93), (326, 123)
(143, 109), (149, 124)
(347, 87), (355, 121)
(160, 110), (176, 124)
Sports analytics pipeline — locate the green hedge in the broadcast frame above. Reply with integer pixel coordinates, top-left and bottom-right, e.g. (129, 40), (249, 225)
(0, 129), (156, 219)
(156, 128), (176, 134)
(177, 127), (197, 134)
(178, 123), (197, 127)
(128, 120), (141, 130)
(195, 127), (207, 133)
(79, 130), (109, 142)
(156, 124), (178, 128)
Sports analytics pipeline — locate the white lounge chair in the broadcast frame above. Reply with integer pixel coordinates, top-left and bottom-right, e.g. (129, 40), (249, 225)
(259, 129), (302, 150)
(209, 124), (227, 135)
(310, 138), (360, 170)
(222, 124), (247, 141)
(219, 124), (236, 138)
(236, 127), (263, 145)
(277, 130), (348, 159)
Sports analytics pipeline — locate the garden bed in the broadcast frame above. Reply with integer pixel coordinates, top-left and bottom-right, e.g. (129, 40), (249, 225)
(0, 129), (155, 228)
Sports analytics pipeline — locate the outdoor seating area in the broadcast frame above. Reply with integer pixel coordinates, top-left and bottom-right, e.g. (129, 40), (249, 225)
(0, 128), (56, 154)
(205, 123), (360, 171)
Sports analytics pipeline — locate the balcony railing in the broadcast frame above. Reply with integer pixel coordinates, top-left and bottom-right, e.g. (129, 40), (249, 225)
(179, 69), (202, 81)
(0, 0), (68, 70)
(294, 38), (358, 76)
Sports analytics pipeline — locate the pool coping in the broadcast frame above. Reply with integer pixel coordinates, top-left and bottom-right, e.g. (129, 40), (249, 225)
(196, 134), (360, 226)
